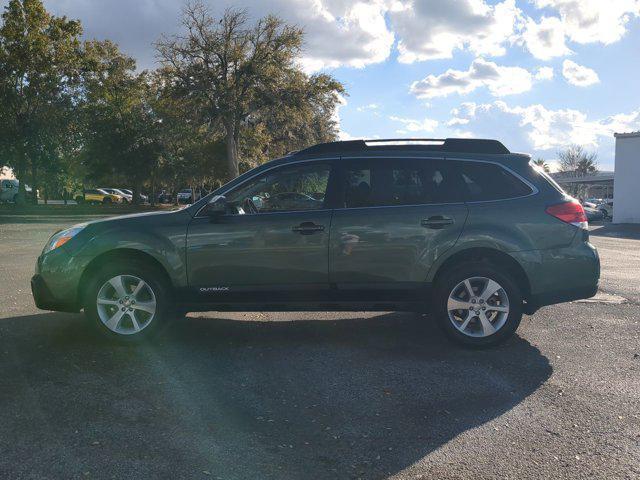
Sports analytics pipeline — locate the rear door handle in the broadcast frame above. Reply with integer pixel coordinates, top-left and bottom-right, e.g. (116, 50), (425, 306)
(421, 216), (454, 229)
(292, 222), (325, 235)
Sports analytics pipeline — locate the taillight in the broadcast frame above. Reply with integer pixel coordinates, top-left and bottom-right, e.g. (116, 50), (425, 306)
(545, 200), (588, 229)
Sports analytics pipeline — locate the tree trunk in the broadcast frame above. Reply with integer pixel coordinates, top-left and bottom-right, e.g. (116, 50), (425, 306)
(132, 183), (140, 205)
(14, 146), (27, 205)
(30, 158), (38, 205)
(224, 120), (239, 179)
(150, 174), (156, 206)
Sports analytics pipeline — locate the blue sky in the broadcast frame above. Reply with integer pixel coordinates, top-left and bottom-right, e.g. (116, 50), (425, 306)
(4, 0), (640, 171)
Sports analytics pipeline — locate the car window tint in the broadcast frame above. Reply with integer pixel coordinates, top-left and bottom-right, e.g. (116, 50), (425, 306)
(227, 163), (331, 214)
(455, 162), (532, 201)
(343, 160), (464, 208)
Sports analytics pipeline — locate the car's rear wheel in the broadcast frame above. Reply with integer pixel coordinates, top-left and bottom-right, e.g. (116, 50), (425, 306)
(433, 263), (523, 347)
(102, 197), (112, 205)
(84, 262), (170, 342)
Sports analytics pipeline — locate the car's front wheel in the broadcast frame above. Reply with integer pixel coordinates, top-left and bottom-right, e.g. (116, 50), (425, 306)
(84, 262), (170, 342)
(433, 263), (523, 347)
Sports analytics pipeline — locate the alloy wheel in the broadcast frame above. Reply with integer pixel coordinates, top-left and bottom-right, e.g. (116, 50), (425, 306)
(96, 275), (157, 335)
(447, 276), (510, 338)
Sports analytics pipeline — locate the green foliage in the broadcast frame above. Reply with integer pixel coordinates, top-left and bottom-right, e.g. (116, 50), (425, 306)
(0, 0), (347, 200)
(156, 2), (345, 179)
(532, 158), (551, 173)
(0, 0), (84, 202)
(80, 41), (163, 202)
(557, 145), (599, 176)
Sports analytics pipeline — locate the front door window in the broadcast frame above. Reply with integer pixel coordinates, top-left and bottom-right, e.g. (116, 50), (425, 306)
(226, 163), (331, 214)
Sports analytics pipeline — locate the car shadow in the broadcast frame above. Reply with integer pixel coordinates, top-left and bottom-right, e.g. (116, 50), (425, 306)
(0, 311), (551, 479)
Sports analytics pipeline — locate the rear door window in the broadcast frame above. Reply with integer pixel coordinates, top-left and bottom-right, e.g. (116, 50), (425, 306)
(342, 159), (465, 208)
(453, 161), (532, 201)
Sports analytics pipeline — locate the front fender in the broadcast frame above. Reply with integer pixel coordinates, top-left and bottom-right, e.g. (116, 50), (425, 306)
(73, 215), (189, 288)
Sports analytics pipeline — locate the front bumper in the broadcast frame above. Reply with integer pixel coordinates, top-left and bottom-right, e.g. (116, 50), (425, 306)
(31, 274), (80, 312)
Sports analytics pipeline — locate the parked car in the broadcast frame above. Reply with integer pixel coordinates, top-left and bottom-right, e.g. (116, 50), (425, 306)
(1, 179), (36, 202)
(597, 200), (614, 219)
(76, 188), (123, 205)
(157, 190), (173, 204)
(101, 188), (132, 204)
(120, 189), (148, 204)
(177, 188), (201, 204)
(32, 138), (600, 347)
(582, 202), (604, 222)
(0, 178), (19, 202)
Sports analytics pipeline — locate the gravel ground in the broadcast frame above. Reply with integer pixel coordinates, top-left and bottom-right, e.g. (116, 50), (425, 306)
(0, 216), (638, 479)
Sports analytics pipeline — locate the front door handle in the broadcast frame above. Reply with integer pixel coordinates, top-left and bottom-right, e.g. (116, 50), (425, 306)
(421, 216), (454, 229)
(292, 222), (325, 235)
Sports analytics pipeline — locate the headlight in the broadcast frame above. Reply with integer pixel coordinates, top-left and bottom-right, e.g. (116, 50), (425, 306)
(43, 224), (86, 254)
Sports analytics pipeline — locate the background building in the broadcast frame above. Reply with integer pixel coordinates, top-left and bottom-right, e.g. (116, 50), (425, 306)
(551, 171), (614, 201)
(613, 132), (640, 224)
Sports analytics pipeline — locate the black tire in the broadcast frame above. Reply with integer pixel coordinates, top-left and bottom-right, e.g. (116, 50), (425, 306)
(102, 197), (112, 205)
(433, 262), (523, 348)
(84, 261), (171, 343)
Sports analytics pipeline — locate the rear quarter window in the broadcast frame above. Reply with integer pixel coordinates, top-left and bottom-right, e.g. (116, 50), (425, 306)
(454, 161), (533, 201)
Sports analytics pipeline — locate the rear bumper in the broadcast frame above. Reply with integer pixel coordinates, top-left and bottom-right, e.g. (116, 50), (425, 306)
(525, 284), (598, 314)
(515, 239), (600, 314)
(31, 274), (80, 313)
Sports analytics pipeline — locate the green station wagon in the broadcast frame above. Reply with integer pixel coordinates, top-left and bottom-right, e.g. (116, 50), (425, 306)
(32, 139), (600, 346)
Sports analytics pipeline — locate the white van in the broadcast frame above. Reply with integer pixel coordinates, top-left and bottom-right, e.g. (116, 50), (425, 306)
(0, 179), (34, 202)
(0, 178), (19, 202)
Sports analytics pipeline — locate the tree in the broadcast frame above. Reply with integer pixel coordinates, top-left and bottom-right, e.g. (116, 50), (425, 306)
(0, 0), (83, 203)
(239, 71), (345, 168)
(557, 145), (599, 176)
(156, 2), (339, 180)
(533, 158), (551, 173)
(81, 41), (162, 204)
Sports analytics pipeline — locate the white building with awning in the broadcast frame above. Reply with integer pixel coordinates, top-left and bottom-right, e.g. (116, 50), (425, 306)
(614, 132), (640, 224)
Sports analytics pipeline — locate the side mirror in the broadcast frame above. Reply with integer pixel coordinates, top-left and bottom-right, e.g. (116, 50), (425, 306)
(205, 195), (227, 217)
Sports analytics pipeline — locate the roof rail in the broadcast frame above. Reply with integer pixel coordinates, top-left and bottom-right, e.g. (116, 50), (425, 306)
(296, 138), (511, 156)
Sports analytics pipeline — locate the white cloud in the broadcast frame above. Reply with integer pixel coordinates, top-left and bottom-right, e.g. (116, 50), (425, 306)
(532, 0), (640, 44)
(35, 0), (395, 71)
(523, 0), (640, 59)
(357, 103), (380, 111)
(7, 0), (637, 73)
(562, 60), (600, 86)
(389, 116), (439, 134)
(296, 0), (394, 71)
(389, 0), (523, 62)
(522, 16), (572, 60)
(448, 100), (640, 151)
(535, 66), (554, 80)
(0, 166), (15, 179)
(409, 58), (542, 99)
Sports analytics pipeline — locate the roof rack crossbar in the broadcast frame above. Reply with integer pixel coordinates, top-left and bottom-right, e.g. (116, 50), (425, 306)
(363, 138), (445, 143)
(296, 138), (510, 156)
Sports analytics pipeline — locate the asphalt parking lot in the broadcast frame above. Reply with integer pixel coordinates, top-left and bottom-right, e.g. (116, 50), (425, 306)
(0, 215), (638, 479)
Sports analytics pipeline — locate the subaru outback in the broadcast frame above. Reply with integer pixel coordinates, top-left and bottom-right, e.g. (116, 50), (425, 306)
(31, 138), (600, 347)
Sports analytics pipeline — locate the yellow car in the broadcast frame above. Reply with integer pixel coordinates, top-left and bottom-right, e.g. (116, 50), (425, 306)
(77, 188), (123, 205)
